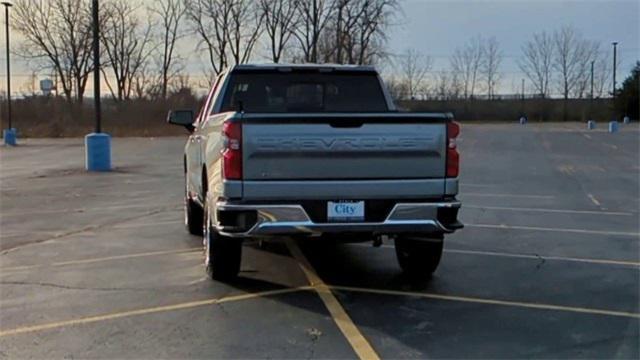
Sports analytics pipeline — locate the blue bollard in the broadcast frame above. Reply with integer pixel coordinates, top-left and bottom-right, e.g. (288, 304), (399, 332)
(608, 121), (618, 133)
(3, 128), (17, 146)
(519, 116), (527, 125)
(587, 120), (595, 130)
(85, 133), (112, 171)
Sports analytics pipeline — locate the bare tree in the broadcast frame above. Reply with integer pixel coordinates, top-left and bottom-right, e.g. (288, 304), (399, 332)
(481, 37), (502, 99)
(450, 36), (484, 99)
(292, 0), (335, 62)
(325, 0), (397, 65)
(101, 0), (153, 101)
(553, 26), (596, 100)
(518, 31), (554, 98)
(185, 0), (232, 75)
(260, 0), (298, 63)
(149, 0), (185, 99)
(186, 0), (261, 75)
(592, 51), (618, 98)
(571, 40), (600, 99)
(434, 72), (449, 100)
(132, 61), (155, 99)
(398, 48), (432, 99)
(227, 0), (263, 65)
(12, 0), (93, 102)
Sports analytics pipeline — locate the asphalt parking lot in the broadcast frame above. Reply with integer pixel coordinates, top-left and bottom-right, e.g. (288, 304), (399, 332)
(1, 122), (638, 359)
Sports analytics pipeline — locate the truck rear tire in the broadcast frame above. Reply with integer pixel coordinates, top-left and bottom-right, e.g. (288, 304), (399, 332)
(185, 197), (204, 236)
(204, 215), (242, 281)
(184, 175), (203, 236)
(395, 235), (443, 278)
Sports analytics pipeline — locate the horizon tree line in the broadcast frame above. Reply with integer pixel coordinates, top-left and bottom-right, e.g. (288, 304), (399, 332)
(9, 0), (626, 103)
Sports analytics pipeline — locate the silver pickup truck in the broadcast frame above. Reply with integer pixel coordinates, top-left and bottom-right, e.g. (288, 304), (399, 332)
(168, 64), (462, 281)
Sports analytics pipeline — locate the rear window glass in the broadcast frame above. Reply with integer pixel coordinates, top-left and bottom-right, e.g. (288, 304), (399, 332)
(219, 71), (388, 113)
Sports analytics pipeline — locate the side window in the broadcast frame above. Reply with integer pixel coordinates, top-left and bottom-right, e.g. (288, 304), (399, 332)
(196, 74), (223, 128)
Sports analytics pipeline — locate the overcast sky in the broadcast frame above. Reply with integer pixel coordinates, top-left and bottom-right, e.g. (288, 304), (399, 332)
(2, 0), (639, 96)
(388, 0), (639, 93)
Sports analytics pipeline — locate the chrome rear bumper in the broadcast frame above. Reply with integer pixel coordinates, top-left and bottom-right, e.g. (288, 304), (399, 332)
(215, 201), (462, 238)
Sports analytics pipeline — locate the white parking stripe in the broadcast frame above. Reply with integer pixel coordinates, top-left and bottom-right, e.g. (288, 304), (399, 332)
(113, 220), (183, 229)
(350, 244), (639, 267)
(466, 223), (639, 237)
(587, 194), (602, 206)
(463, 204), (633, 216)
(462, 193), (555, 199)
(1, 204), (181, 217)
(445, 248), (640, 267)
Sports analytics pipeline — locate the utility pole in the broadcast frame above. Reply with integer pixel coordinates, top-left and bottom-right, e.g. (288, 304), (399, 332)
(85, 0), (111, 171)
(611, 41), (619, 122)
(1, 0), (15, 146)
(521, 78), (525, 114)
(93, 0), (101, 133)
(519, 78), (526, 124)
(590, 60), (594, 120)
(612, 42), (618, 98)
(590, 61), (594, 100)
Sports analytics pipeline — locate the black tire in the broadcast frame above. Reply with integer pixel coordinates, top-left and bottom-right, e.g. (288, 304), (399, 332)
(184, 168), (204, 235)
(204, 209), (242, 281)
(185, 192), (204, 236)
(395, 235), (444, 278)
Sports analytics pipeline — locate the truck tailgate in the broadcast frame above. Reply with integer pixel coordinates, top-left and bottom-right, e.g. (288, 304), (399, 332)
(241, 114), (447, 181)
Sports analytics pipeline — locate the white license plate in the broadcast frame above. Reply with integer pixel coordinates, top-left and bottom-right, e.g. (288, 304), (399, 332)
(327, 201), (365, 221)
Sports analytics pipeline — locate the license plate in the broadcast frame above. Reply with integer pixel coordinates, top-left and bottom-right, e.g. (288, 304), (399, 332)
(327, 201), (364, 221)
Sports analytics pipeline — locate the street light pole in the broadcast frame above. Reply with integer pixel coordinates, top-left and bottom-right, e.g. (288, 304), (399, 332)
(3, 1), (10, 129)
(92, 0), (100, 133)
(85, 0), (111, 171)
(611, 42), (619, 123)
(612, 42), (618, 98)
(1, 0), (15, 146)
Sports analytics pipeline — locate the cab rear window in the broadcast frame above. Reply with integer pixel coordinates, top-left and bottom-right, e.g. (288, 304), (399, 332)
(219, 71), (389, 113)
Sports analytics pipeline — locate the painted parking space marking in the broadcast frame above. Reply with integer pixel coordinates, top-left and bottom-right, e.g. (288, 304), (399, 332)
(463, 204), (633, 216)
(1, 204), (155, 217)
(349, 244), (640, 268)
(287, 240), (380, 360)
(587, 193), (602, 206)
(466, 223), (639, 237)
(459, 183), (497, 188)
(113, 220), (183, 229)
(0, 287), (311, 338)
(0, 248), (201, 273)
(462, 193), (555, 199)
(445, 248), (640, 267)
(330, 285), (640, 319)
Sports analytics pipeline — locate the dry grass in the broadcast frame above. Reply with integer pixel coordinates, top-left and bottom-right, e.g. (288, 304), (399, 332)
(1, 96), (616, 138)
(0, 93), (200, 138)
(398, 98), (615, 122)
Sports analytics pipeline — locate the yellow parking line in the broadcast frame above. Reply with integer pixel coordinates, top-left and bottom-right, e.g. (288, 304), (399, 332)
(330, 285), (640, 319)
(287, 241), (380, 360)
(0, 287), (310, 338)
(1, 248), (201, 272)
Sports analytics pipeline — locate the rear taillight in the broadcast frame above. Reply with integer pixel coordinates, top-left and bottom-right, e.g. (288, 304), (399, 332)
(222, 121), (242, 180)
(446, 121), (460, 178)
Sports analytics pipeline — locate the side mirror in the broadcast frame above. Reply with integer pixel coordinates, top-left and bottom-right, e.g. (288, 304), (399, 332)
(167, 110), (195, 132)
